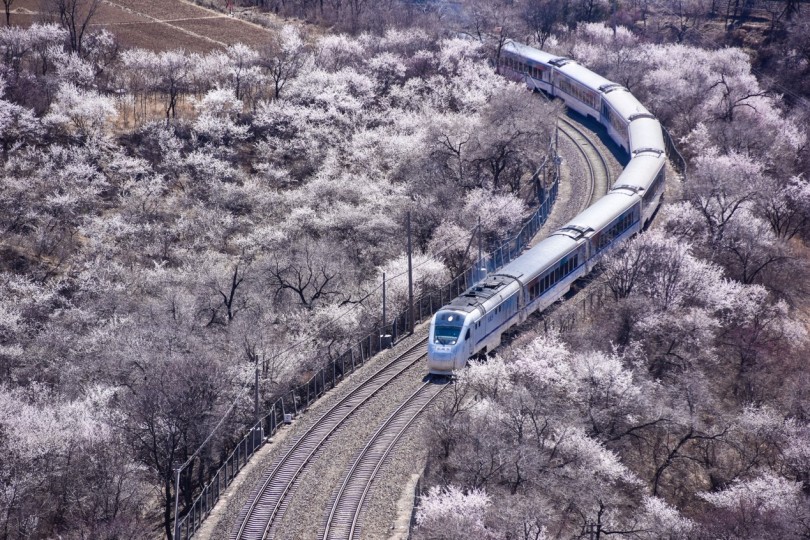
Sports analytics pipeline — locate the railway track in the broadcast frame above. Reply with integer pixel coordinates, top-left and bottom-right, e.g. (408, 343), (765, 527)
(232, 339), (428, 540)
(557, 115), (612, 208)
(321, 380), (448, 540)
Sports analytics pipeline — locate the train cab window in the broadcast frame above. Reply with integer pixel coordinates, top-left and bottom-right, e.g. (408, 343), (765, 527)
(435, 312), (464, 345)
(434, 326), (461, 345)
(465, 329), (471, 340)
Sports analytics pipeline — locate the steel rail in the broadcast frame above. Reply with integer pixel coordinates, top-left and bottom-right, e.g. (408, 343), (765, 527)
(321, 380), (447, 540)
(557, 116), (612, 208)
(232, 338), (428, 540)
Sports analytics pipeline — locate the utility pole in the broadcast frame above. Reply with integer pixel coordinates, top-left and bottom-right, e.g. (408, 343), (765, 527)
(554, 119), (561, 181)
(407, 211), (414, 334)
(381, 272), (391, 348)
(173, 467), (181, 540)
(554, 115), (560, 161)
(478, 216), (483, 280)
(254, 360), (260, 437)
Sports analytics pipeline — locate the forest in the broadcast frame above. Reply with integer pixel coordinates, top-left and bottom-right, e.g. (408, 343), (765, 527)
(0, 0), (809, 538)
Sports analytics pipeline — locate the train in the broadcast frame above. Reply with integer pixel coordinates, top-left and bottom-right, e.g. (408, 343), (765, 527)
(427, 40), (668, 375)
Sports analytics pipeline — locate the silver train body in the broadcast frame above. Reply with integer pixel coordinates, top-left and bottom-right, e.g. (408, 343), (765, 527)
(427, 40), (667, 375)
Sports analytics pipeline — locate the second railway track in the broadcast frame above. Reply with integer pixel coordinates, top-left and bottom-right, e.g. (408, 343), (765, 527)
(321, 379), (448, 540)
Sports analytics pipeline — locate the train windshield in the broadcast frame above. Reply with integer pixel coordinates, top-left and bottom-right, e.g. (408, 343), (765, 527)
(434, 311), (464, 345)
(434, 326), (462, 345)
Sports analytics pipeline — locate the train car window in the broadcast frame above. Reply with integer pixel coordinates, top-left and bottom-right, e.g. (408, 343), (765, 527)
(644, 170), (665, 203)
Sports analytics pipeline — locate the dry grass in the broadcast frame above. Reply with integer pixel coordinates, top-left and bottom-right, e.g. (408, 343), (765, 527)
(107, 0), (217, 21)
(107, 21), (224, 52)
(172, 16), (275, 48)
(11, 0), (282, 53)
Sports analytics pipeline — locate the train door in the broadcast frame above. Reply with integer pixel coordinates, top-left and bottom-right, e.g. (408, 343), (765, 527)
(601, 101), (611, 126)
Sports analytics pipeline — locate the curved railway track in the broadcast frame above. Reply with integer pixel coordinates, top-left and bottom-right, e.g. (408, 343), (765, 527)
(321, 380), (448, 540)
(232, 339), (428, 540)
(557, 115), (612, 208)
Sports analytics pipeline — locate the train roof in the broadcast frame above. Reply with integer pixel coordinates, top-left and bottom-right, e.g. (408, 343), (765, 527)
(602, 90), (651, 120)
(555, 192), (639, 235)
(628, 117), (666, 155)
(445, 274), (521, 314)
(610, 153), (666, 192)
(495, 234), (580, 282)
(555, 61), (614, 93)
(502, 40), (561, 65)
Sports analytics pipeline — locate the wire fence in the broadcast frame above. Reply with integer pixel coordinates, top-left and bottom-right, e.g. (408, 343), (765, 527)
(662, 126), (688, 180)
(540, 279), (611, 334)
(173, 160), (560, 539)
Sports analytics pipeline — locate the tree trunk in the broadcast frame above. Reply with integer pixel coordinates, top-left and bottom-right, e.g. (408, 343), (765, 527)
(164, 474), (174, 540)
